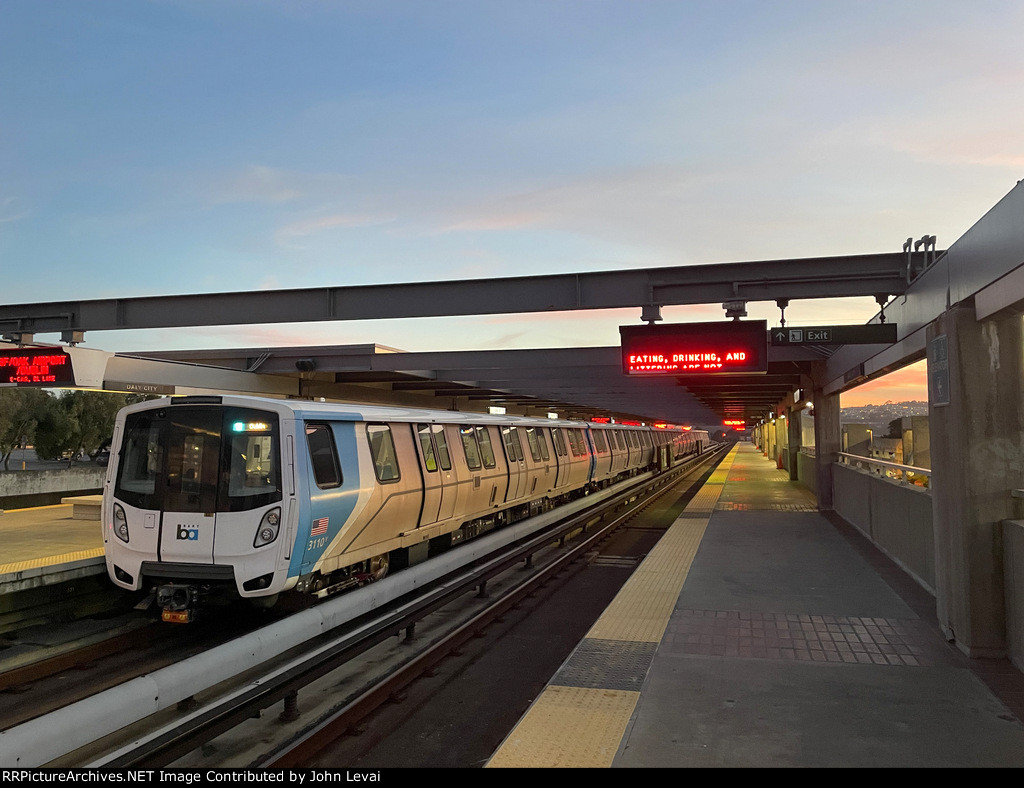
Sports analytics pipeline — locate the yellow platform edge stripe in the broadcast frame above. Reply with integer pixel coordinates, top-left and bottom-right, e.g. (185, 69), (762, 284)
(487, 686), (641, 768)
(0, 548), (105, 576)
(487, 444), (740, 767)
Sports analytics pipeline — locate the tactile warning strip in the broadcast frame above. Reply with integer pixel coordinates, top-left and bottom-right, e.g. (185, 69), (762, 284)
(716, 502), (817, 511)
(486, 685), (640, 768)
(0, 548), (104, 576)
(487, 446), (741, 767)
(663, 610), (932, 666)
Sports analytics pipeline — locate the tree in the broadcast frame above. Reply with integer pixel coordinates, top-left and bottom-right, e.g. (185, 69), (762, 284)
(885, 417), (904, 439)
(0, 388), (53, 470)
(32, 394), (78, 463)
(32, 390), (138, 465)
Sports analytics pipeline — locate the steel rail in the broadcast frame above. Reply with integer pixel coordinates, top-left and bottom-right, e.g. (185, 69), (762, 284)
(263, 450), (719, 767)
(87, 446), (727, 767)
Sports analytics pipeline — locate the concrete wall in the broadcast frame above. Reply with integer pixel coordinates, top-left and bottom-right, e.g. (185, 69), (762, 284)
(833, 462), (935, 594)
(796, 450), (817, 497)
(0, 468), (106, 509)
(1002, 521), (1024, 673)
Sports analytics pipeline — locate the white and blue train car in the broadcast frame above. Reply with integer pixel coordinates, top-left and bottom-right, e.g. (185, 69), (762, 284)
(102, 395), (708, 621)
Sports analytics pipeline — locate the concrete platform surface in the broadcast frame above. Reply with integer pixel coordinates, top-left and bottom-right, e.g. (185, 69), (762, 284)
(0, 504), (104, 578)
(488, 442), (1024, 768)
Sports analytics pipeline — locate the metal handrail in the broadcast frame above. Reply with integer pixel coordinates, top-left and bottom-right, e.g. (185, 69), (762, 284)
(837, 452), (931, 483)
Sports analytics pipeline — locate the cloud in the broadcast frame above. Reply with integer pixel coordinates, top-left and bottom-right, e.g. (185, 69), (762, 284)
(441, 212), (546, 233)
(275, 212), (396, 242)
(841, 360), (928, 408)
(204, 165), (308, 205)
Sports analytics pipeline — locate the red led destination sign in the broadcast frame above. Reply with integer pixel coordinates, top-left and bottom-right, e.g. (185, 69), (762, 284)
(0, 348), (75, 386)
(620, 320), (768, 376)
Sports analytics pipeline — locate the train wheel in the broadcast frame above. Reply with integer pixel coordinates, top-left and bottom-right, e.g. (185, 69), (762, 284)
(367, 553), (389, 582)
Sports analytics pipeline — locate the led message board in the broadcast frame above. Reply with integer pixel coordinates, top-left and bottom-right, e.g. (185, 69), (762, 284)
(0, 348), (76, 386)
(620, 320), (768, 376)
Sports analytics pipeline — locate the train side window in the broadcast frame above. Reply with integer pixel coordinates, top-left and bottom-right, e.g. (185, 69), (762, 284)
(474, 427), (496, 467)
(432, 425), (452, 470)
(416, 424), (437, 472)
(524, 427), (543, 462)
(592, 430), (607, 453)
(566, 430), (581, 457)
(552, 428), (568, 457)
(305, 423), (342, 489)
(512, 427), (525, 461)
(367, 424), (400, 483)
(537, 429), (550, 461)
(460, 426), (482, 470)
(502, 426), (524, 462)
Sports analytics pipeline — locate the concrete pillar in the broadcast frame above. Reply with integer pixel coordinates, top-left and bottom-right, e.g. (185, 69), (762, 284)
(812, 363), (841, 511)
(787, 406), (802, 481)
(928, 300), (1024, 657)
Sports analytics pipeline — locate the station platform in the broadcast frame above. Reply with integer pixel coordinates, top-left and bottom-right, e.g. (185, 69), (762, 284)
(0, 503), (105, 594)
(486, 441), (1024, 768)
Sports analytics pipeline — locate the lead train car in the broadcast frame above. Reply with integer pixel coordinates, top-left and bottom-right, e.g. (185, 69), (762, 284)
(102, 395), (709, 620)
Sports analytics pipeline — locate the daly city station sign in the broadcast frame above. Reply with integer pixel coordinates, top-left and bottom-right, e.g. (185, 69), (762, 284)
(620, 320), (768, 376)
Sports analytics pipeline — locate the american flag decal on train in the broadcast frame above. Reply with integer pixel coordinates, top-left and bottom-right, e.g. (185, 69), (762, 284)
(311, 517), (329, 536)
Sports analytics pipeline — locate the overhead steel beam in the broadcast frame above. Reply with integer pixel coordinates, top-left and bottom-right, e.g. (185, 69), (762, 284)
(131, 341), (812, 424)
(0, 253), (921, 335)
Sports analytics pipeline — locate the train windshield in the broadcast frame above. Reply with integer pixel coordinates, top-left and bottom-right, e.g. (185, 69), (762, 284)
(114, 405), (282, 513)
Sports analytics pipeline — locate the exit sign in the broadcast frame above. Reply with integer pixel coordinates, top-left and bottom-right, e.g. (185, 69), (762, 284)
(769, 324), (897, 346)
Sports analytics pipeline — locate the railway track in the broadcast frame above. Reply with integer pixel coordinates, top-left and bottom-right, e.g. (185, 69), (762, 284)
(1, 445), (728, 767)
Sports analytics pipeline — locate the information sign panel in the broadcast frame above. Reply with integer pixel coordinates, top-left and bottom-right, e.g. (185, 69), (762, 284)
(620, 321), (768, 376)
(0, 348), (75, 386)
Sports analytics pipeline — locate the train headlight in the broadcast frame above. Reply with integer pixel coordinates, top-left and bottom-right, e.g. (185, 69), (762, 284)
(254, 507), (282, 548)
(113, 504), (129, 543)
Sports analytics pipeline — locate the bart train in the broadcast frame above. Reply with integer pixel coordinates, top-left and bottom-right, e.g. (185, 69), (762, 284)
(101, 395), (710, 622)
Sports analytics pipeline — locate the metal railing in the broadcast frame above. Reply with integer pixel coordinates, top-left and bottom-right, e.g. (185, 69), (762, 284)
(837, 452), (931, 488)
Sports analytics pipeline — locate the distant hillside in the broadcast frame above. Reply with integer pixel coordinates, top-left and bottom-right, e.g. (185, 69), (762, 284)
(840, 400), (928, 434)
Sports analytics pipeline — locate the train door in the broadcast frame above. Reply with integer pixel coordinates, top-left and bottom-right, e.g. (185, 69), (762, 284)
(416, 423), (457, 524)
(582, 429), (596, 481)
(415, 423), (443, 525)
(551, 428), (570, 488)
(501, 426), (527, 500)
(432, 425), (458, 521)
(523, 426), (555, 493)
(609, 430), (624, 475)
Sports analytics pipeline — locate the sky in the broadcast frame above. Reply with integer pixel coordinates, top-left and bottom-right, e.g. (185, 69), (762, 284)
(2, 1), (1023, 407)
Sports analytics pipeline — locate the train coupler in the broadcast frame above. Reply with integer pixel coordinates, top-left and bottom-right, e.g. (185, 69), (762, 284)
(156, 583), (199, 623)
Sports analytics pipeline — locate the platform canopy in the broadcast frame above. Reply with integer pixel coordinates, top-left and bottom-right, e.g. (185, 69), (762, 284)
(128, 341), (832, 427)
